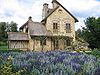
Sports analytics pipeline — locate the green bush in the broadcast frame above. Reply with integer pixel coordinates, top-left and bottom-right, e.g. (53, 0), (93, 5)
(0, 42), (7, 46)
(86, 49), (100, 58)
(0, 56), (24, 75)
(75, 49), (80, 52)
(0, 46), (8, 51)
(91, 49), (100, 58)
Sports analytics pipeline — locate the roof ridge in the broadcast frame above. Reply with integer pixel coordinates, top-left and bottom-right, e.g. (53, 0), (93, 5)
(8, 32), (28, 34)
(42, 0), (78, 22)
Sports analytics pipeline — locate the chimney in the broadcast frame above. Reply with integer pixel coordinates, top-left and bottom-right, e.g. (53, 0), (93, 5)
(28, 16), (32, 20)
(28, 16), (33, 23)
(52, 0), (59, 8)
(42, 3), (49, 19)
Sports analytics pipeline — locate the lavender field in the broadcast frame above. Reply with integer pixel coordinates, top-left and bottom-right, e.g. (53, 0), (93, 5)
(0, 50), (100, 75)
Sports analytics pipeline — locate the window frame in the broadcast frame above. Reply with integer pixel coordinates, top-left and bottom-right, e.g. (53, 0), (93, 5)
(53, 23), (58, 29)
(66, 23), (71, 33)
(66, 39), (71, 46)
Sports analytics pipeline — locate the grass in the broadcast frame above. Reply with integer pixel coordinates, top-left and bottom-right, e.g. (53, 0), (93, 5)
(0, 45), (100, 58)
(0, 46), (8, 50)
(0, 46), (23, 52)
(85, 49), (100, 58)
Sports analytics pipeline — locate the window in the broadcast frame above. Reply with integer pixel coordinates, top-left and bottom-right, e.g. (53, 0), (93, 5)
(40, 39), (46, 45)
(66, 23), (70, 30)
(66, 39), (71, 46)
(66, 23), (71, 33)
(53, 23), (58, 29)
(53, 40), (59, 49)
(26, 28), (28, 33)
(58, 9), (62, 12)
(58, 9), (62, 13)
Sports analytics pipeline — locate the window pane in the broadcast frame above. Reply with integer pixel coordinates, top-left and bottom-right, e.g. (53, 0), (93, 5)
(66, 40), (71, 46)
(66, 23), (71, 33)
(53, 23), (58, 29)
(53, 23), (55, 29)
(66, 23), (70, 29)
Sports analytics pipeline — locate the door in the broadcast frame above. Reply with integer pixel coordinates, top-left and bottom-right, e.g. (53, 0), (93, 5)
(53, 39), (59, 50)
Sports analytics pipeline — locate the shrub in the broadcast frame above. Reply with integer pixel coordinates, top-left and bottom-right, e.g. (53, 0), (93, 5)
(0, 42), (7, 46)
(75, 49), (80, 52)
(0, 51), (100, 75)
(0, 56), (24, 75)
(91, 49), (100, 58)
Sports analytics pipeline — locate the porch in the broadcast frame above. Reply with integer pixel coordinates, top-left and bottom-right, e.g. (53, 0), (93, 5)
(31, 36), (73, 51)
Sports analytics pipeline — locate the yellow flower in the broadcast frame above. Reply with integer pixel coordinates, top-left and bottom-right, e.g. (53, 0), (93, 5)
(7, 56), (13, 61)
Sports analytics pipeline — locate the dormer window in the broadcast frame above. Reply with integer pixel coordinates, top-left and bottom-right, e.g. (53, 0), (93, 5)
(66, 23), (71, 33)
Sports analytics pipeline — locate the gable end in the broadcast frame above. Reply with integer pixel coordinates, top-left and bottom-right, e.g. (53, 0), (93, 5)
(42, 0), (78, 22)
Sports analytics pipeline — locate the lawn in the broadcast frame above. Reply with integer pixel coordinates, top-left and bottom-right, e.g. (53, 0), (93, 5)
(0, 46), (8, 50)
(0, 50), (100, 75)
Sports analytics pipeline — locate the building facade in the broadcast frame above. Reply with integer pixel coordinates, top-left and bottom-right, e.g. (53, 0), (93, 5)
(8, 0), (78, 51)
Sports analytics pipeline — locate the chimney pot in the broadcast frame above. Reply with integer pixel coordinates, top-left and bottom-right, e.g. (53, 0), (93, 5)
(29, 16), (32, 20)
(43, 3), (48, 6)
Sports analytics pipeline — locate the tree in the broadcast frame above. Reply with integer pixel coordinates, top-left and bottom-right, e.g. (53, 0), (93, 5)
(76, 29), (83, 38)
(5, 21), (18, 32)
(0, 21), (18, 46)
(82, 17), (100, 49)
(9, 21), (18, 32)
(0, 22), (7, 41)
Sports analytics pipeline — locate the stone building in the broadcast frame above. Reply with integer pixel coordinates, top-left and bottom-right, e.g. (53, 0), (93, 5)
(8, 0), (78, 51)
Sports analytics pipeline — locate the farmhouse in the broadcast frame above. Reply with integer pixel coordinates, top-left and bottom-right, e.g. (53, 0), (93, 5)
(8, 0), (78, 51)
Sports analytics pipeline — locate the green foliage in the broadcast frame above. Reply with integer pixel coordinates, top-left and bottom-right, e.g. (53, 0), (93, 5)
(0, 42), (7, 46)
(76, 29), (83, 39)
(7, 49), (23, 52)
(86, 49), (100, 58)
(0, 22), (7, 41)
(0, 21), (18, 46)
(82, 17), (100, 49)
(0, 46), (8, 50)
(0, 51), (100, 75)
(91, 49), (100, 58)
(75, 49), (80, 52)
(10, 21), (18, 32)
(0, 56), (24, 75)
(5, 21), (18, 32)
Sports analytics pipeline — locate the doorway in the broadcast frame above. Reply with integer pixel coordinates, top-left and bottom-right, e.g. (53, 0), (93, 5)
(53, 39), (59, 50)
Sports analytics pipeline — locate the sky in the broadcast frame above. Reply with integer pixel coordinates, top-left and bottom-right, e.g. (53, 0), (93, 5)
(0, 0), (100, 30)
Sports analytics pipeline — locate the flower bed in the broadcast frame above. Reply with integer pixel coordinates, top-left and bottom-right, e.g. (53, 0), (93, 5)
(0, 50), (100, 75)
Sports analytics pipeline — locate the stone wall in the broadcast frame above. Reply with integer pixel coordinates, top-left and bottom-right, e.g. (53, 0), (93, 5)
(46, 6), (75, 41)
